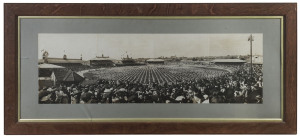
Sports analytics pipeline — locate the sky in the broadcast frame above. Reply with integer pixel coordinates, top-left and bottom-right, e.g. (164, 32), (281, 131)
(38, 33), (263, 60)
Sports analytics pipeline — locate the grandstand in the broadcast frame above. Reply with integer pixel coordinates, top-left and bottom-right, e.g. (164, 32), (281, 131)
(211, 59), (246, 65)
(39, 51), (85, 71)
(83, 54), (115, 67)
(146, 59), (165, 64)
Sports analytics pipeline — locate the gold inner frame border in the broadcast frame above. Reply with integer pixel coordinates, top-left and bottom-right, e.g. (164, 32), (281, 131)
(17, 16), (284, 122)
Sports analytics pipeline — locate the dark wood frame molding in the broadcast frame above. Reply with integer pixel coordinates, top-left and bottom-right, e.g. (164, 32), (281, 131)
(4, 3), (297, 134)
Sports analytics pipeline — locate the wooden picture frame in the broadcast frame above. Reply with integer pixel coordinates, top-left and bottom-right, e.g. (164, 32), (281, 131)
(4, 3), (297, 134)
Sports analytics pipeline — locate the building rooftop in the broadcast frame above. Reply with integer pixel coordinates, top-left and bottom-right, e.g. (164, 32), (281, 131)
(38, 63), (65, 69)
(90, 57), (114, 61)
(212, 59), (246, 63)
(39, 58), (83, 64)
(146, 59), (165, 62)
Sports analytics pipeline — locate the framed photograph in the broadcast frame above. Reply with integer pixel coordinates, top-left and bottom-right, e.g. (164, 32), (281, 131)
(4, 3), (297, 134)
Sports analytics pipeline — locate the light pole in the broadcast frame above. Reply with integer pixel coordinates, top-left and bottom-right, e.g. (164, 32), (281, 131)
(248, 34), (254, 78)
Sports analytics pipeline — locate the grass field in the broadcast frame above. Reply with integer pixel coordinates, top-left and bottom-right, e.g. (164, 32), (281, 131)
(83, 65), (229, 84)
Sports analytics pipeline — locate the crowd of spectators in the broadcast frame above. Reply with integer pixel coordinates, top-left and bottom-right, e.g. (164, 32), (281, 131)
(39, 64), (263, 104)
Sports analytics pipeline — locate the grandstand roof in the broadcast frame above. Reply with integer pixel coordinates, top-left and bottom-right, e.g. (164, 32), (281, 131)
(38, 63), (65, 69)
(146, 59), (165, 62)
(90, 57), (114, 61)
(40, 58), (84, 64)
(212, 59), (246, 63)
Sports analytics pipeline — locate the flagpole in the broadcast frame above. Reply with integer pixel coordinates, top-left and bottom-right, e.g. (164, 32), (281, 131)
(249, 34), (253, 78)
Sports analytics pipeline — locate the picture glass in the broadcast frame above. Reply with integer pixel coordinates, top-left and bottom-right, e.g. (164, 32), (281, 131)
(19, 17), (281, 120)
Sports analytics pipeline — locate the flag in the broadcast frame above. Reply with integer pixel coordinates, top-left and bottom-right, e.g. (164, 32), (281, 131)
(248, 34), (254, 41)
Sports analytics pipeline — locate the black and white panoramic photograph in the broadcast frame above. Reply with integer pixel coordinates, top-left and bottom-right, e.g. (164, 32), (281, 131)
(38, 34), (263, 104)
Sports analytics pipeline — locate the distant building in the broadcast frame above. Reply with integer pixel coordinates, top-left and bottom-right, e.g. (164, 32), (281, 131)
(38, 64), (65, 88)
(179, 57), (188, 60)
(116, 55), (146, 66)
(170, 56), (177, 59)
(84, 54), (115, 67)
(211, 59), (246, 65)
(121, 55), (136, 65)
(136, 58), (149, 63)
(38, 63), (84, 88)
(39, 51), (84, 69)
(146, 59), (165, 64)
